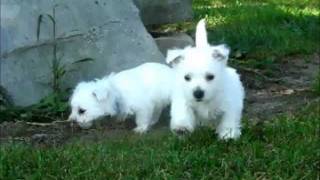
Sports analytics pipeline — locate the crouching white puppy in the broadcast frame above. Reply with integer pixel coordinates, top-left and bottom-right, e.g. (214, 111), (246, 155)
(68, 63), (173, 133)
(166, 19), (245, 140)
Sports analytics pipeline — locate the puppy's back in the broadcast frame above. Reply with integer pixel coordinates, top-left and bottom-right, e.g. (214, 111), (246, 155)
(112, 63), (174, 105)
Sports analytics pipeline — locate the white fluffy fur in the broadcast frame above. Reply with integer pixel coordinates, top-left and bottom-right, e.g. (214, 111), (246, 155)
(166, 19), (245, 140)
(68, 63), (173, 133)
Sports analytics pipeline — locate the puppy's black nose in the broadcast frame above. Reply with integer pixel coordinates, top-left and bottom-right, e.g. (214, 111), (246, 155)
(193, 89), (204, 100)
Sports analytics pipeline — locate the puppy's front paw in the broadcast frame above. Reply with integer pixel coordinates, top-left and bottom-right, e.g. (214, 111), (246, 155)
(133, 126), (149, 134)
(217, 127), (241, 140)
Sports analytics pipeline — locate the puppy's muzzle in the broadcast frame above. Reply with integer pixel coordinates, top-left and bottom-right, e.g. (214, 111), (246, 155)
(67, 117), (76, 122)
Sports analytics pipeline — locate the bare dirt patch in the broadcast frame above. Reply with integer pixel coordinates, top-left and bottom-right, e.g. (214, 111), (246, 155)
(244, 53), (319, 121)
(0, 54), (319, 146)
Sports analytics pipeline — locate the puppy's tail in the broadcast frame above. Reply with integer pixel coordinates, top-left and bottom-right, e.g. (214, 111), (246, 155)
(195, 19), (209, 48)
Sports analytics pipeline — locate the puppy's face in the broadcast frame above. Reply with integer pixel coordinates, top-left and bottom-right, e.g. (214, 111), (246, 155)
(166, 19), (230, 103)
(68, 81), (118, 129)
(171, 46), (228, 102)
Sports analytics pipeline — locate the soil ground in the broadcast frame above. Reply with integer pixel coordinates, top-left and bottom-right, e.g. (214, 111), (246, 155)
(0, 54), (319, 147)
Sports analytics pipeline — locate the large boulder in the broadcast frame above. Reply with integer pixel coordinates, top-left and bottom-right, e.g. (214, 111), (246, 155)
(134, 0), (193, 25)
(1, 0), (164, 106)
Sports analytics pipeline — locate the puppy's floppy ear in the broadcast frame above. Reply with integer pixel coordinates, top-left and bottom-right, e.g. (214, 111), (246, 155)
(166, 49), (184, 67)
(112, 96), (123, 114)
(196, 19), (209, 48)
(92, 88), (108, 101)
(212, 44), (230, 62)
(92, 74), (116, 101)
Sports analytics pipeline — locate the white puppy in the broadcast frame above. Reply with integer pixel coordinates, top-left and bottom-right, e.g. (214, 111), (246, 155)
(166, 19), (245, 140)
(68, 63), (173, 133)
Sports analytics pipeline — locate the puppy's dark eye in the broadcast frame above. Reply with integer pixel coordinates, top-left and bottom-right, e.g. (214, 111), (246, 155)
(78, 108), (86, 115)
(206, 74), (214, 81)
(184, 74), (191, 82)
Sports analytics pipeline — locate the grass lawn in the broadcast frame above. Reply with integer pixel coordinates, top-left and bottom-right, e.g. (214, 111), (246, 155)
(161, 0), (319, 68)
(1, 103), (319, 179)
(194, 0), (319, 58)
(1, 0), (319, 179)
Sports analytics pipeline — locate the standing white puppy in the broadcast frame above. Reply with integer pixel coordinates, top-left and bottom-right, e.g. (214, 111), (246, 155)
(166, 19), (245, 139)
(68, 63), (173, 133)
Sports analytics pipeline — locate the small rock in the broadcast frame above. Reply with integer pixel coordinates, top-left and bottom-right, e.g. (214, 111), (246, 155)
(155, 33), (194, 55)
(32, 133), (48, 140)
(233, 50), (247, 59)
(134, 0), (193, 25)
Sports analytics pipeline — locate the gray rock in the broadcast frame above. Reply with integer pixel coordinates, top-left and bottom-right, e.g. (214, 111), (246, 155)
(32, 133), (48, 140)
(134, 0), (193, 25)
(155, 33), (194, 55)
(1, 0), (164, 106)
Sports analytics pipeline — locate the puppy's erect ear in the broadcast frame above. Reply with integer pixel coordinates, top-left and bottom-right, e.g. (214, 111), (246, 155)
(166, 49), (184, 67)
(212, 44), (230, 62)
(196, 19), (209, 48)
